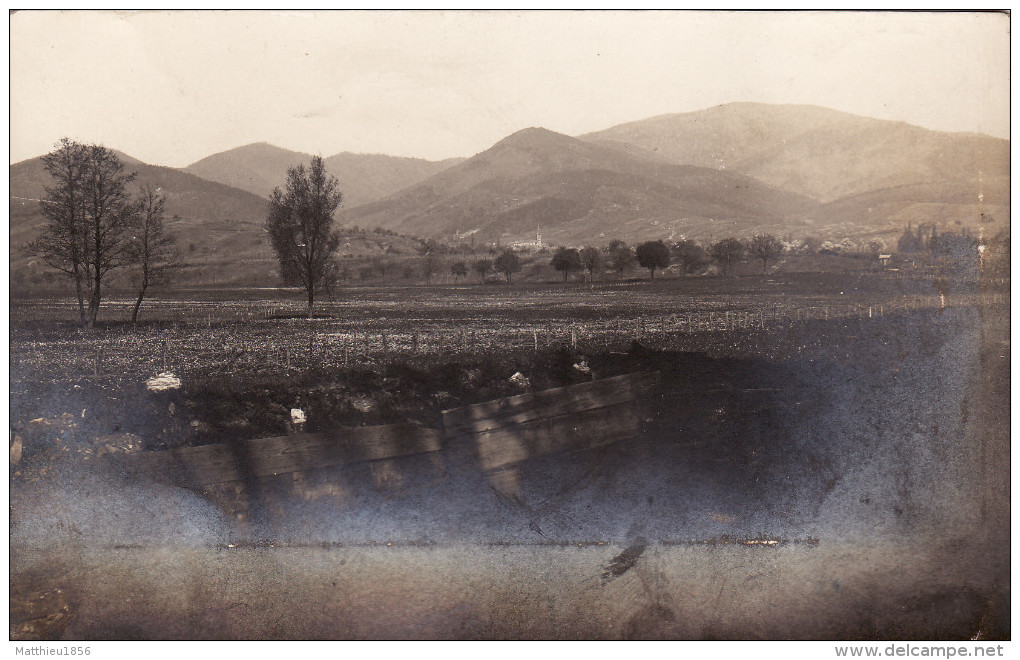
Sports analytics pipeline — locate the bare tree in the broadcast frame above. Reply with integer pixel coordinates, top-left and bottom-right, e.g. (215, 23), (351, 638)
(709, 238), (746, 277)
(27, 139), (137, 328)
(27, 139), (87, 325)
(265, 156), (343, 317)
(748, 233), (784, 274)
(673, 239), (709, 278)
(472, 258), (492, 282)
(580, 245), (604, 284)
(494, 249), (522, 283)
(128, 185), (181, 325)
(421, 252), (438, 285)
(635, 240), (671, 279)
(551, 247), (582, 282)
(607, 240), (635, 279)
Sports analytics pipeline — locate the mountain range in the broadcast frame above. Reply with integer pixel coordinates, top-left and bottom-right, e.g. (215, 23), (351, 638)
(582, 103), (1009, 203)
(342, 126), (820, 244)
(184, 143), (463, 209)
(343, 103), (1007, 245)
(10, 102), (1009, 287)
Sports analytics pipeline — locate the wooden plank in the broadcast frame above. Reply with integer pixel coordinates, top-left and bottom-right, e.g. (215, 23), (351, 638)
(442, 371), (658, 436)
(474, 401), (641, 472)
(324, 423), (443, 462)
(114, 422), (442, 488)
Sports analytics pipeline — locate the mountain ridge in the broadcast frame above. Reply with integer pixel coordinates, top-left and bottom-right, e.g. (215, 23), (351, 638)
(580, 102), (1009, 203)
(183, 142), (464, 208)
(343, 125), (821, 244)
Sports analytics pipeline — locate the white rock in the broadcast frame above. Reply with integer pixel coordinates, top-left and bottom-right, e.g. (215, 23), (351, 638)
(146, 372), (181, 392)
(290, 408), (307, 425)
(509, 372), (530, 388)
(351, 397), (374, 413)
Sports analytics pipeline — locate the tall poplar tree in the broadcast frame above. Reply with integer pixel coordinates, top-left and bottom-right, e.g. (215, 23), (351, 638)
(265, 156), (343, 317)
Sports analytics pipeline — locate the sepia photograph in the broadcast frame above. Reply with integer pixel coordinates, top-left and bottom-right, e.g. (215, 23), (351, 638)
(8, 9), (1011, 647)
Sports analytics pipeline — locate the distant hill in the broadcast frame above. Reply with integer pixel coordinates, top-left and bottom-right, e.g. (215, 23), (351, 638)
(183, 142), (311, 202)
(323, 153), (464, 210)
(343, 127), (821, 245)
(11, 153), (275, 289)
(581, 103), (1010, 233)
(817, 177), (1011, 233)
(183, 142), (463, 208)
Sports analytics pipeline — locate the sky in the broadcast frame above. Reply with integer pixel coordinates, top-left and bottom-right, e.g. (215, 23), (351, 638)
(9, 10), (1011, 167)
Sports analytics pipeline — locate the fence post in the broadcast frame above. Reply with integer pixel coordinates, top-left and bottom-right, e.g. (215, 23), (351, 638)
(571, 327), (577, 349)
(533, 330), (539, 353)
(382, 332), (388, 355)
(413, 331), (419, 353)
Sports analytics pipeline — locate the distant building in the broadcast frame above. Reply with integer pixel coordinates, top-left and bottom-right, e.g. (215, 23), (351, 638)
(512, 223), (544, 250)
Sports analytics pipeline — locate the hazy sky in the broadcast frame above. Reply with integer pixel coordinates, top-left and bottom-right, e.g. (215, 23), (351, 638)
(9, 10), (1011, 167)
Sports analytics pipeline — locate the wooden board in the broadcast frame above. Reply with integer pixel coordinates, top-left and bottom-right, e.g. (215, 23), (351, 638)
(473, 401), (642, 472)
(441, 371), (659, 436)
(112, 422), (442, 488)
(442, 372), (658, 472)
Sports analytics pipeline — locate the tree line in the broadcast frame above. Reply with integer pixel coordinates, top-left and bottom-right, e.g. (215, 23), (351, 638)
(548, 234), (785, 282)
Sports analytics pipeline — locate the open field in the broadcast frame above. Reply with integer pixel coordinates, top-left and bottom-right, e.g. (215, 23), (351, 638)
(9, 271), (1010, 639)
(10, 271), (994, 381)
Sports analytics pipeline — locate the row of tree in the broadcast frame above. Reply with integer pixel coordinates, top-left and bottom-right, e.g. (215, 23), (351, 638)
(548, 235), (785, 282)
(421, 234), (786, 287)
(28, 139), (181, 327)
